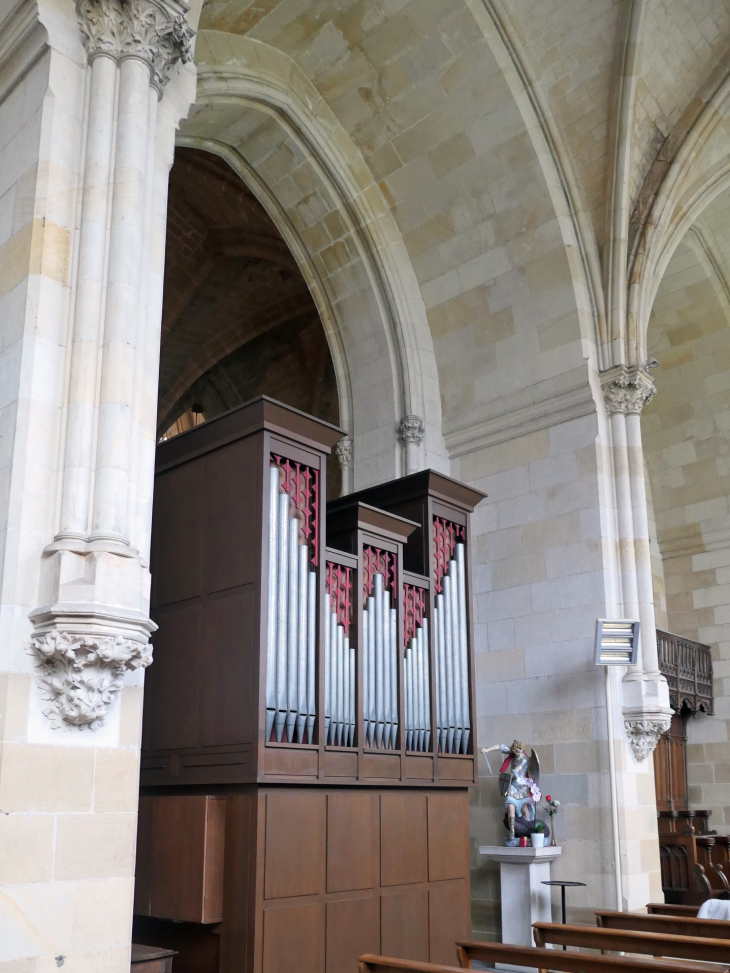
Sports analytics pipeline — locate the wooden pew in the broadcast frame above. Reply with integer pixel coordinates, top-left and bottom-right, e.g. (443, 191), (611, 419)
(451, 942), (724, 973)
(647, 904), (700, 917)
(533, 922), (730, 968)
(596, 909), (730, 940)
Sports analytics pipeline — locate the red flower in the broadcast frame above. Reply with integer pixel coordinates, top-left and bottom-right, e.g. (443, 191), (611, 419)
(546, 795), (552, 802)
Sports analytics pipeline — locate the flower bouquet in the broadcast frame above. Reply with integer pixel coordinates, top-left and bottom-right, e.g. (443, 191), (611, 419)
(544, 795), (560, 846)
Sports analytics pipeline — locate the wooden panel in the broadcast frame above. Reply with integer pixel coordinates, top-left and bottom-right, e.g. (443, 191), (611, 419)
(323, 751), (358, 778)
(264, 791), (324, 899)
(264, 747), (319, 777)
(219, 791), (257, 973)
(263, 903), (323, 973)
(362, 753), (400, 778)
(380, 890), (429, 961)
(203, 797), (226, 922)
(203, 437), (258, 594)
(380, 793), (427, 887)
(326, 897), (379, 973)
(427, 792), (469, 881)
(404, 756), (433, 780)
(428, 884), (469, 965)
(146, 604), (200, 751)
(199, 588), (255, 747)
(327, 792), (375, 892)
(438, 756), (474, 781)
(134, 795), (225, 924)
(153, 462), (204, 606)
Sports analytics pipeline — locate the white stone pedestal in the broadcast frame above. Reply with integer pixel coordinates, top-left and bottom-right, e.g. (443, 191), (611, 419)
(479, 845), (562, 971)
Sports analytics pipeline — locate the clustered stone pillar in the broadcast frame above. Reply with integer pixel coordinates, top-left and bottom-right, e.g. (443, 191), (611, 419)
(601, 364), (672, 759)
(29, 0), (194, 729)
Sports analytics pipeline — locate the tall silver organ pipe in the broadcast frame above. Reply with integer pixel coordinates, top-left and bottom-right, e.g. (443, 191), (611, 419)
(434, 542), (470, 753)
(361, 572), (398, 749)
(324, 566), (355, 746)
(404, 615), (430, 752)
(267, 465), (317, 744)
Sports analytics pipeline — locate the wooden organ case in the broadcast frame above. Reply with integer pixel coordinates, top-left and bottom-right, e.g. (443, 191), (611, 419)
(134, 397), (485, 973)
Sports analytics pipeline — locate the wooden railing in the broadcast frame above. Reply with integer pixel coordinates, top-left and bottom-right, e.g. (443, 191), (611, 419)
(657, 629), (713, 714)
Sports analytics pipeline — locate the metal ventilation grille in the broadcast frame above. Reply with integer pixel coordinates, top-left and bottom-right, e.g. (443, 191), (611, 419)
(594, 619), (639, 666)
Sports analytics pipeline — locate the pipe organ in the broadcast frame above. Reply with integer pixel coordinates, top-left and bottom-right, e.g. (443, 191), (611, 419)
(324, 561), (355, 747)
(135, 398), (485, 973)
(403, 583), (430, 753)
(266, 457), (318, 744)
(433, 520), (470, 755)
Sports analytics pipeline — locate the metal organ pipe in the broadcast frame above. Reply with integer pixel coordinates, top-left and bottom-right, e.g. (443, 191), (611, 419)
(433, 543), (470, 754)
(267, 465), (318, 745)
(362, 605), (370, 745)
(367, 597), (375, 746)
(404, 600), (430, 753)
(455, 544), (470, 752)
(286, 516), (299, 744)
(266, 467), (279, 743)
(383, 586), (391, 748)
(323, 566), (355, 748)
(275, 492), (289, 742)
(359, 572), (399, 750)
(297, 543), (308, 743)
(307, 572), (316, 743)
(374, 574), (384, 748)
(448, 563), (463, 754)
(390, 606), (398, 749)
(324, 607), (331, 744)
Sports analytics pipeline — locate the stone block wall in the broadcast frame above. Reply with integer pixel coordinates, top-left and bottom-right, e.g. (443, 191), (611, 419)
(456, 411), (663, 935)
(644, 237), (730, 828)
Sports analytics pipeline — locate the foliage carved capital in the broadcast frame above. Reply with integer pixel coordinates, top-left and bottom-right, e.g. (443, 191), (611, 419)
(624, 713), (672, 761)
(76, 0), (194, 89)
(600, 364), (656, 416)
(31, 630), (152, 729)
(398, 415), (425, 446)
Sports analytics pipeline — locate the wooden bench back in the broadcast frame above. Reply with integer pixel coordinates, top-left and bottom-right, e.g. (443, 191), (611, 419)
(451, 941), (724, 973)
(646, 903), (700, 917)
(533, 921), (730, 965)
(596, 909), (730, 940)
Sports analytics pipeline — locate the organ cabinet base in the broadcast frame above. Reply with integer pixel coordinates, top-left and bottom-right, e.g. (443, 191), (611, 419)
(136, 398), (484, 973)
(133, 787), (471, 973)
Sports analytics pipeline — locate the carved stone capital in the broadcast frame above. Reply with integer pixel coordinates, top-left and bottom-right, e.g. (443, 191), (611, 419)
(600, 364), (656, 416)
(76, 0), (194, 89)
(624, 713), (672, 761)
(31, 630), (152, 729)
(398, 415), (425, 446)
(335, 437), (353, 470)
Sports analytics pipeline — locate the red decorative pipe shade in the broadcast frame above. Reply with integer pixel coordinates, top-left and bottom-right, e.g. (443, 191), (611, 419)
(325, 563), (353, 636)
(363, 546), (397, 599)
(271, 453), (319, 565)
(403, 584), (426, 648)
(433, 516), (465, 593)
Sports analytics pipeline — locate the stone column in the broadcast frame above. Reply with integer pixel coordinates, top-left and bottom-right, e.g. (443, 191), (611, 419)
(601, 365), (672, 760)
(29, 0), (194, 729)
(0, 0), (196, 963)
(398, 414), (425, 475)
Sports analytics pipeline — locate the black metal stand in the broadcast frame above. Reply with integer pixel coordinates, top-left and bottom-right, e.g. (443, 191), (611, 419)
(541, 880), (587, 948)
